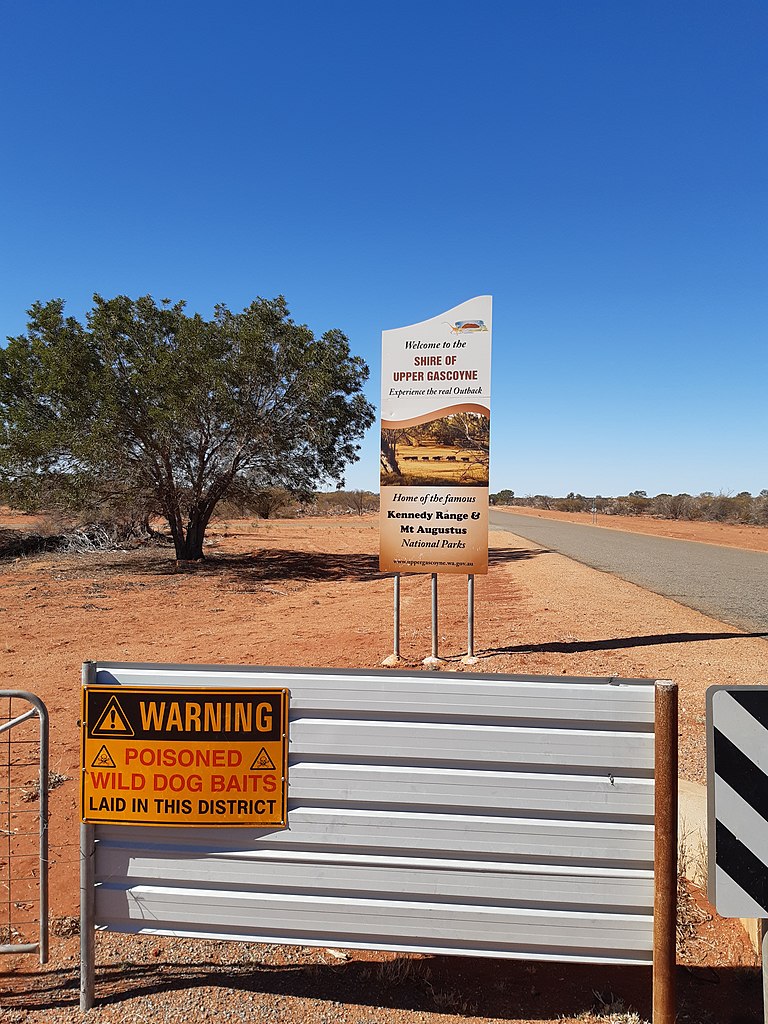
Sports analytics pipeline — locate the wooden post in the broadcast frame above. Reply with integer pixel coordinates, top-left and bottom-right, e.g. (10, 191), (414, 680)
(653, 680), (678, 1024)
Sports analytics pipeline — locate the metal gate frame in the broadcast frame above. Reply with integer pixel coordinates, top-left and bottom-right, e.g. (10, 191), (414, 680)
(79, 662), (677, 1022)
(0, 691), (49, 963)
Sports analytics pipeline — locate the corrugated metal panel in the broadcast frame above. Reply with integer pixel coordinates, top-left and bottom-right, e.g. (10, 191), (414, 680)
(90, 665), (657, 965)
(288, 763), (654, 817)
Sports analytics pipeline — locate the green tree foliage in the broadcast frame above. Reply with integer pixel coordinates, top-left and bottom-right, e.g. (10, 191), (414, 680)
(556, 494), (588, 512)
(250, 487), (295, 520)
(490, 489), (515, 505)
(424, 411), (489, 452)
(0, 294), (375, 559)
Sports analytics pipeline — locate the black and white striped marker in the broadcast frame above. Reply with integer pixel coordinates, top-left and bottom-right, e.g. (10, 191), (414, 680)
(707, 685), (768, 918)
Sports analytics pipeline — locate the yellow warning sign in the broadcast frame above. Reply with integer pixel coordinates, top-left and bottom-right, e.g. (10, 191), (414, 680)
(81, 686), (289, 828)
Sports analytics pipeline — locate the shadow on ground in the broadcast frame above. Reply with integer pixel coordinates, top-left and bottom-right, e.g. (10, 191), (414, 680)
(1, 955), (762, 1023)
(489, 547), (547, 566)
(91, 549), (385, 584)
(482, 631), (768, 657)
(85, 545), (545, 584)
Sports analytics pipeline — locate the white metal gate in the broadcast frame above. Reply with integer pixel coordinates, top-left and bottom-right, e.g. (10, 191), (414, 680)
(82, 665), (661, 965)
(0, 690), (49, 962)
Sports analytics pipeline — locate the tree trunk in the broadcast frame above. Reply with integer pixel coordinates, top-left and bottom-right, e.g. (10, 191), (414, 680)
(173, 501), (219, 561)
(174, 517), (205, 560)
(381, 433), (400, 475)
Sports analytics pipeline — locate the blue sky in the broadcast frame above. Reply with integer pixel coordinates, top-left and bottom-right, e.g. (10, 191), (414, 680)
(2, 1), (765, 497)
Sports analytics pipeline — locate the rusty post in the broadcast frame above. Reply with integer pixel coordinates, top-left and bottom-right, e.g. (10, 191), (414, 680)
(653, 680), (678, 1024)
(760, 920), (768, 1024)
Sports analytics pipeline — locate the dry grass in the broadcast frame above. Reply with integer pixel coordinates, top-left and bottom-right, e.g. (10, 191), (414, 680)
(676, 828), (713, 961)
(588, 990), (649, 1023)
(677, 875), (711, 957)
(371, 955), (429, 987)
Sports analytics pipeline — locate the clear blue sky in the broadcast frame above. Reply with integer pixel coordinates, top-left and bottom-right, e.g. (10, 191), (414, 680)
(2, 1), (765, 497)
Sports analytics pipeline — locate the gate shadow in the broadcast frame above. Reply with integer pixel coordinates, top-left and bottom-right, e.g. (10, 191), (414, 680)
(2, 956), (761, 1023)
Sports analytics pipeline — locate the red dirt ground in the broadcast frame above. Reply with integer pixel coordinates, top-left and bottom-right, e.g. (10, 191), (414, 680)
(1, 511), (765, 1023)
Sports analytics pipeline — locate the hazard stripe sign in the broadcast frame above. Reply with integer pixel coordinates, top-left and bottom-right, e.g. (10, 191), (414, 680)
(707, 685), (768, 917)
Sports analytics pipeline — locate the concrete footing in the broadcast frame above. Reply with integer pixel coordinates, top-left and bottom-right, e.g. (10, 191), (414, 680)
(678, 777), (759, 952)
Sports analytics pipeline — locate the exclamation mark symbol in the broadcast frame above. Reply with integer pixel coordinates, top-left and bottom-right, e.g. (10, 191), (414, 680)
(109, 708), (116, 730)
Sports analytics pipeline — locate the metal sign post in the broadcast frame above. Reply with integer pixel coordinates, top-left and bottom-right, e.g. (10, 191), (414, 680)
(467, 573), (474, 657)
(80, 821), (95, 1011)
(382, 573), (403, 666)
(80, 661), (96, 1012)
(393, 573), (401, 659)
(422, 573), (444, 666)
(462, 574), (479, 665)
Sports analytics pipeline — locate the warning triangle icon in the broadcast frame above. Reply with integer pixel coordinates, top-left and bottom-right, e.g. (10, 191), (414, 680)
(91, 695), (134, 737)
(91, 745), (116, 768)
(250, 747), (276, 771)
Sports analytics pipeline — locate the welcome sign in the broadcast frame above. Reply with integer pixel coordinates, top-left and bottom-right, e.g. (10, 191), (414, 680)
(380, 297), (492, 574)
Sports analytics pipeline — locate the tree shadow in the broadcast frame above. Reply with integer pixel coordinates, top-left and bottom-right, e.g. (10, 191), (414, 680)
(482, 630), (768, 657)
(88, 545), (545, 583)
(3, 955), (761, 1023)
(93, 549), (386, 584)
(489, 546), (547, 565)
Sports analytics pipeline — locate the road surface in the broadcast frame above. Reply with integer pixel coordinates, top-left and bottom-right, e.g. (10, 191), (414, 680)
(490, 510), (768, 635)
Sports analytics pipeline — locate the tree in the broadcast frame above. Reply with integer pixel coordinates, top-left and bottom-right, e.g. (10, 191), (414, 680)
(380, 427), (410, 476)
(490, 489), (514, 505)
(426, 411), (489, 453)
(251, 487), (294, 520)
(346, 489), (378, 515)
(0, 294), (375, 559)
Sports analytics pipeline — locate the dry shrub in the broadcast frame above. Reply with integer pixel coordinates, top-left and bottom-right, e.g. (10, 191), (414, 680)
(20, 770), (71, 802)
(50, 915), (80, 937)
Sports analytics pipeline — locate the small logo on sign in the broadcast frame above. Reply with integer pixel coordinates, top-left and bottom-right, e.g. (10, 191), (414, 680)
(250, 748), (276, 770)
(91, 695), (135, 737)
(90, 745), (116, 768)
(443, 319), (488, 334)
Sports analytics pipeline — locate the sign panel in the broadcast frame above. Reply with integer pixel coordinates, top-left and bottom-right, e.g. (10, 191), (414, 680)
(81, 686), (288, 827)
(83, 662), (659, 987)
(380, 296), (492, 574)
(707, 685), (768, 917)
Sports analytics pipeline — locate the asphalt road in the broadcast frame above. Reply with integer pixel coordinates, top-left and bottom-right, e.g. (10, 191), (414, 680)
(490, 510), (768, 635)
